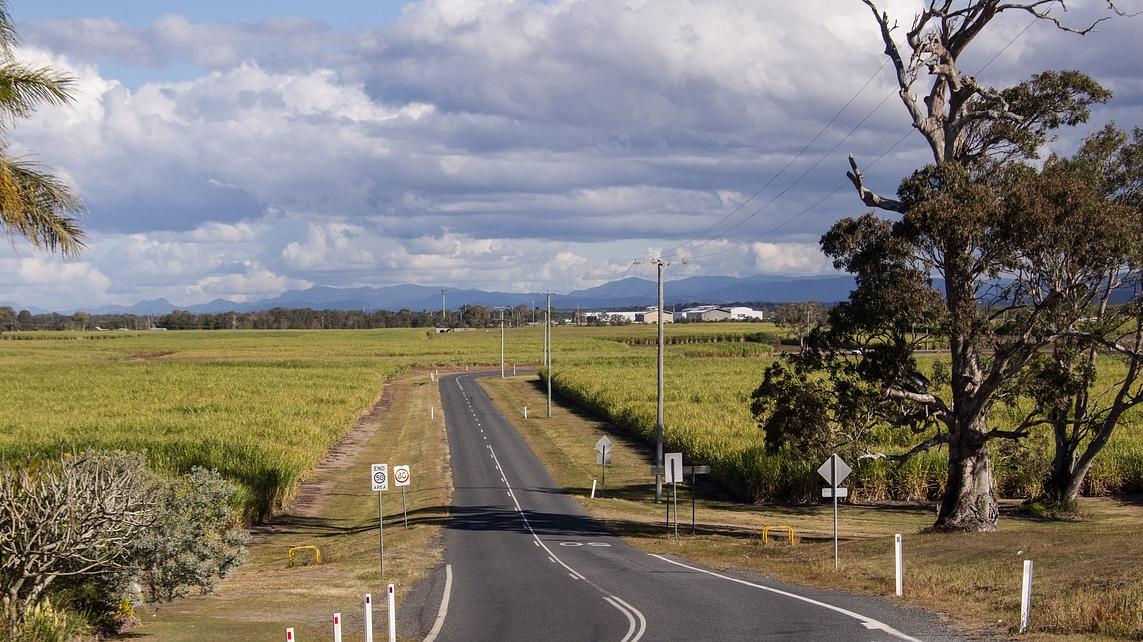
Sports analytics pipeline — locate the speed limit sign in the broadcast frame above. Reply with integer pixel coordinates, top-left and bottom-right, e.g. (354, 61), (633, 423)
(371, 463), (388, 491)
(394, 465), (411, 487)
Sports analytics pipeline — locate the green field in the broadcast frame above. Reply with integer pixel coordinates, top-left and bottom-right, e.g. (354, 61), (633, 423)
(544, 324), (1143, 502)
(0, 328), (524, 518)
(3, 324), (1140, 518)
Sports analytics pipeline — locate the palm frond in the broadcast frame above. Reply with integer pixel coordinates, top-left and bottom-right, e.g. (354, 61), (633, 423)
(0, 63), (76, 121)
(0, 155), (85, 256)
(0, 1), (17, 58)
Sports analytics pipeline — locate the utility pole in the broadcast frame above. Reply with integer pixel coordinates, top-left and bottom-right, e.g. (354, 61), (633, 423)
(546, 293), (553, 418)
(633, 257), (682, 503)
(500, 308), (505, 378)
(655, 260), (665, 502)
(440, 289), (447, 326)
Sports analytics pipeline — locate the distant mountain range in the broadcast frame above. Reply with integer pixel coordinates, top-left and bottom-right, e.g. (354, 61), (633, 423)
(26, 273), (861, 316)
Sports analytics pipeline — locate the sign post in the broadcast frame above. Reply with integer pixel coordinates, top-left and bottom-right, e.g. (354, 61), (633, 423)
(594, 436), (612, 497)
(394, 465), (411, 530)
(664, 452), (682, 539)
(649, 463), (710, 534)
(371, 464), (389, 573)
(817, 454), (852, 570)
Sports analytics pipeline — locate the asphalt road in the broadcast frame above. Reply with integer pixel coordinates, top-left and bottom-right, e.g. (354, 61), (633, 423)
(426, 372), (964, 642)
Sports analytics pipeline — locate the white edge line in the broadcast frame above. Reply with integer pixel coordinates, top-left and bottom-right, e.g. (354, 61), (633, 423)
(422, 564), (453, 642)
(647, 554), (921, 642)
(609, 595), (646, 642)
(603, 597), (637, 642)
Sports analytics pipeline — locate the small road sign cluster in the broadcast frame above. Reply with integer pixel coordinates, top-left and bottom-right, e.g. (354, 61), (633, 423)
(370, 463), (414, 574)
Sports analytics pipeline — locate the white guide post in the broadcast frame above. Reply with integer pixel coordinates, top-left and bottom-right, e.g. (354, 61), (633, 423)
(333, 613), (342, 642)
(1020, 559), (1034, 633)
(387, 583), (397, 642)
(285, 627), (295, 642)
(894, 534), (903, 597)
(364, 593), (374, 642)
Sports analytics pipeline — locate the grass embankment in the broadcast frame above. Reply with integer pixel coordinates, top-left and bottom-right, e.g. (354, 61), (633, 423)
(135, 371), (451, 642)
(546, 332), (1143, 503)
(482, 374), (1143, 641)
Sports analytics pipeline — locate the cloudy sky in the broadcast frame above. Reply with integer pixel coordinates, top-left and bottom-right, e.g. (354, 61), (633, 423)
(3, 0), (1140, 311)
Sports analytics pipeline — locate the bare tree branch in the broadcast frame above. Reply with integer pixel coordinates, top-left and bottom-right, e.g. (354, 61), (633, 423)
(847, 154), (904, 212)
(861, 432), (952, 463)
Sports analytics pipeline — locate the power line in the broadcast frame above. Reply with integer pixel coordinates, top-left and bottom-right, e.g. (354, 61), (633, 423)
(679, 14), (1043, 264)
(686, 129), (913, 262)
(661, 58), (890, 259)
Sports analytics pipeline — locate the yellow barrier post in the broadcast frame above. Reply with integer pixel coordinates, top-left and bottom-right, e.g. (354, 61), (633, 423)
(287, 545), (322, 567)
(761, 525), (795, 545)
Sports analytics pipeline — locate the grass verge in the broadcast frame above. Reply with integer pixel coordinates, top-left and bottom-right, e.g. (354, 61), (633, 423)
(481, 374), (1143, 641)
(130, 371), (451, 642)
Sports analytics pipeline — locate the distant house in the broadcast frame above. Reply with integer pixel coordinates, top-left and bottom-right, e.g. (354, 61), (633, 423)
(634, 306), (674, 324)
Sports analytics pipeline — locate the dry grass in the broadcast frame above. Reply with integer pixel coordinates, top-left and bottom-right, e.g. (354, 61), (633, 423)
(482, 374), (1143, 641)
(132, 371), (451, 642)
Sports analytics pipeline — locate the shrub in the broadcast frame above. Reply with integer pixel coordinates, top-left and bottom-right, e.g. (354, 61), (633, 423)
(0, 451), (247, 634)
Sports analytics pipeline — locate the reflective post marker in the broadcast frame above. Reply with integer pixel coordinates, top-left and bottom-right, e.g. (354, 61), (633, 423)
(364, 594), (374, 642)
(894, 534), (903, 596)
(285, 627), (295, 642)
(387, 584), (397, 642)
(333, 613), (342, 642)
(1020, 559), (1034, 633)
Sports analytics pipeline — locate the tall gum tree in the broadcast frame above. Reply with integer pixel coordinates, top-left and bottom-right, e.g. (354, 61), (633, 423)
(783, 1), (1130, 531)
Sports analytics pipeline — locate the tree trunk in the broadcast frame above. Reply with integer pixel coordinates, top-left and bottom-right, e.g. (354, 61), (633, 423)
(935, 433), (998, 532)
(1045, 421), (1080, 506)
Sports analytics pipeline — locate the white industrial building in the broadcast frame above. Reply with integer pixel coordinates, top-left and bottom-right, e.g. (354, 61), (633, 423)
(676, 305), (767, 322)
(582, 306), (674, 324)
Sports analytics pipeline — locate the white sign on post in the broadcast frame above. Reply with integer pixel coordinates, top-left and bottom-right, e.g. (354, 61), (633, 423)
(594, 436), (613, 464)
(394, 465), (410, 487)
(371, 464), (389, 491)
(817, 453), (851, 570)
(664, 452), (683, 484)
(817, 454), (852, 487)
(394, 465), (410, 530)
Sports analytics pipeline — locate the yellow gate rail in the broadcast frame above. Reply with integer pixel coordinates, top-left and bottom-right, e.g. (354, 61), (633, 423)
(761, 525), (795, 545)
(287, 545), (321, 567)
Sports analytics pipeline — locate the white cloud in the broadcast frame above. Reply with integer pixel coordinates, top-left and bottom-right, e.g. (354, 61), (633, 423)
(281, 223), (376, 270)
(3, 0), (1138, 311)
(184, 263), (312, 303)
